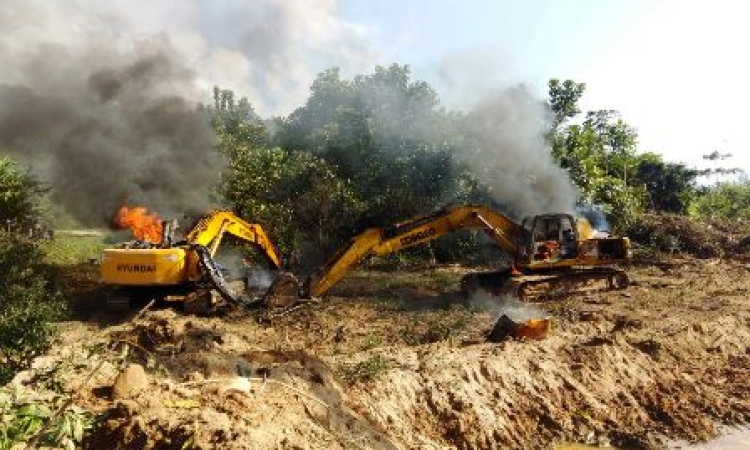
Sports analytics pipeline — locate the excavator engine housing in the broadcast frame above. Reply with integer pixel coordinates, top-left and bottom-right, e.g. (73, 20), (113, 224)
(100, 248), (190, 286)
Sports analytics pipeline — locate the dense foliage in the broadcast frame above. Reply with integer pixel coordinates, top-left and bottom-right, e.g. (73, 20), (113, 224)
(208, 67), (745, 262)
(547, 79), (702, 229)
(209, 66), (492, 263)
(0, 159), (63, 384)
(0, 157), (45, 231)
(0, 385), (93, 450)
(691, 178), (750, 222)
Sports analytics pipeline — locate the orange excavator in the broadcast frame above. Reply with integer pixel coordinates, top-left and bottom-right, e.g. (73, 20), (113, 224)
(264, 203), (630, 306)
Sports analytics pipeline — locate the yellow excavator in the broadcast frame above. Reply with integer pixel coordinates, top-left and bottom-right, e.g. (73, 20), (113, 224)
(265, 203), (630, 305)
(100, 210), (282, 311)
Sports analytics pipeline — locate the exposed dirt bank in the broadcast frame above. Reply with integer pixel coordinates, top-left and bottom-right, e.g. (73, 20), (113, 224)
(12, 258), (750, 449)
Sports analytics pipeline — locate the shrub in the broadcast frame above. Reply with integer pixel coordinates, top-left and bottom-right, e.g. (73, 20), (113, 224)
(690, 180), (750, 222)
(625, 213), (736, 258)
(401, 308), (471, 345)
(0, 232), (64, 384)
(0, 157), (45, 231)
(341, 354), (391, 384)
(0, 385), (93, 450)
(221, 145), (363, 265)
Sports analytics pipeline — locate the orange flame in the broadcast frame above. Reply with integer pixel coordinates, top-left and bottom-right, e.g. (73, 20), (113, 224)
(114, 206), (163, 243)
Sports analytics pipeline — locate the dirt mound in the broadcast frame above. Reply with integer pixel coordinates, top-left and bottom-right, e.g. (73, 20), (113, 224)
(84, 310), (401, 449)
(83, 349), (399, 449)
(627, 213), (750, 258)
(347, 314), (750, 449)
(16, 262), (750, 449)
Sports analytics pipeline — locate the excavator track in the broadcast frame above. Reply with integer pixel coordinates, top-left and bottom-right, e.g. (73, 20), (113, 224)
(460, 267), (629, 301)
(514, 267), (629, 301)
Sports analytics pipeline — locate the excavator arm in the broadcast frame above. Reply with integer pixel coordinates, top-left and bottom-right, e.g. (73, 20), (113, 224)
(186, 210), (282, 268)
(301, 204), (528, 298)
(184, 211), (284, 305)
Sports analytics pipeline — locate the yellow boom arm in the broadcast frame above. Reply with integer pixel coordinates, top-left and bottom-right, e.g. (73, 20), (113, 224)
(303, 204), (528, 298)
(186, 210), (282, 268)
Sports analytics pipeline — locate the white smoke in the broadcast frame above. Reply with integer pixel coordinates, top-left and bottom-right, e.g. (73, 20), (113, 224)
(420, 48), (518, 110)
(469, 291), (547, 321)
(459, 85), (579, 217)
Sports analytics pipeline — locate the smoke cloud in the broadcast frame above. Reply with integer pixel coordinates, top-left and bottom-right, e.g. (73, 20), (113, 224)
(468, 291), (547, 321)
(459, 85), (578, 218)
(0, 0), (576, 225)
(0, 0), (375, 225)
(0, 45), (220, 224)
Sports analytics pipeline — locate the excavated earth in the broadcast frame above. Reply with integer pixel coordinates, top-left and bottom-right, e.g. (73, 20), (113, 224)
(13, 256), (750, 449)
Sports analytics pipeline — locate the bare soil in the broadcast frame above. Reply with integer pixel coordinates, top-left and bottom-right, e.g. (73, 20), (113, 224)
(13, 257), (750, 449)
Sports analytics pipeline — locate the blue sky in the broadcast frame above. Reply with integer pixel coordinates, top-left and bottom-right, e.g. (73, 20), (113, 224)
(339, 0), (749, 172)
(340, 0), (650, 79)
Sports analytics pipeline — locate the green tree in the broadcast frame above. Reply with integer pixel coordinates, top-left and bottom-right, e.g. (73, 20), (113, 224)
(0, 157), (45, 231)
(221, 145), (363, 263)
(0, 157), (63, 383)
(700, 150), (742, 184)
(548, 80), (647, 228)
(276, 65), (463, 227)
(690, 178), (750, 222)
(633, 153), (699, 214)
(548, 79), (586, 126)
(200, 87), (270, 159)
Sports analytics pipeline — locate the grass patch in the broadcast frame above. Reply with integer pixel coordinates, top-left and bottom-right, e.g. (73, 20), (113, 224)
(335, 268), (464, 297)
(41, 234), (106, 266)
(341, 353), (392, 384)
(401, 308), (472, 345)
(361, 333), (383, 350)
(373, 297), (410, 312)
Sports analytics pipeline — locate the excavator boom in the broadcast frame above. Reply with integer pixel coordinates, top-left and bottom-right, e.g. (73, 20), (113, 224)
(271, 203), (631, 304)
(302, 204), (529, 298)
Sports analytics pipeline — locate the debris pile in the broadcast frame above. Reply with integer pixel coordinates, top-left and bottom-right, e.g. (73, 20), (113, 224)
(628, 213), (750, 258)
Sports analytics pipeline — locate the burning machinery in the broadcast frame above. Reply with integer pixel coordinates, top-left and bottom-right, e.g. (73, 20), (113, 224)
(100, 208), (282, 311)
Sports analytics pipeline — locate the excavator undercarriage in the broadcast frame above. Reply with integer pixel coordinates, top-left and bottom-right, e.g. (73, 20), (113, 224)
(459, 266), (629, 301)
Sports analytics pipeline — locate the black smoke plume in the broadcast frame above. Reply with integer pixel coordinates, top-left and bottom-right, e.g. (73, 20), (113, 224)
(0, 43), (221, 225)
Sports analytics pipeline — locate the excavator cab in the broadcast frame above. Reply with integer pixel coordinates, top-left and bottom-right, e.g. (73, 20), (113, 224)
(521, 214), (578, 263)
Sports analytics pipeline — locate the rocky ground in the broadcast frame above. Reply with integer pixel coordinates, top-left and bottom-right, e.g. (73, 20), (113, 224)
(9, 256), (750, 449)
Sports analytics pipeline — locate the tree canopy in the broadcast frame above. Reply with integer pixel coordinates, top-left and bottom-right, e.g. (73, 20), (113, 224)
(207, 68), (742, 261)
(547, 79), (702, 225)
(0, 157), (45, 230)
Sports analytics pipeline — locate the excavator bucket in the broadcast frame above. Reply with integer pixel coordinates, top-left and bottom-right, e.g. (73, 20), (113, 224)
(263, 272), (303, 307)
(514, 318), (552, 340)
(487, 314), (552, 342)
